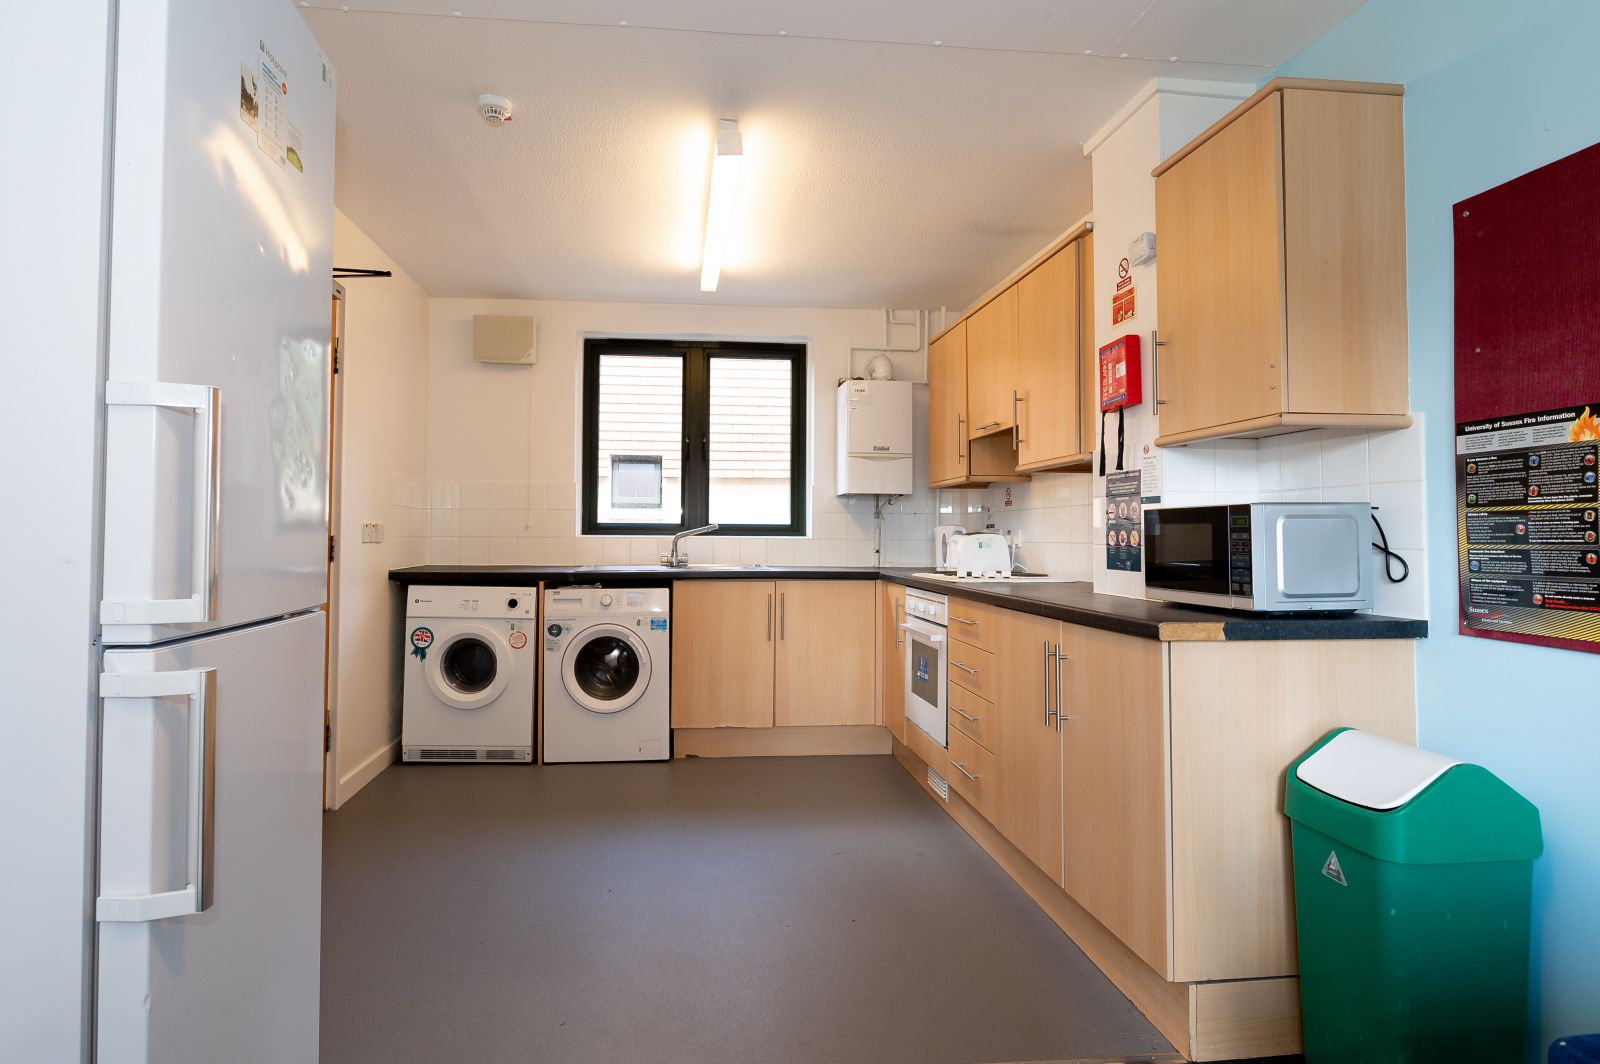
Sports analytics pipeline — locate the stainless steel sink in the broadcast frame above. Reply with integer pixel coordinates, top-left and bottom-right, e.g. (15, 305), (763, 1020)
(671, 563), (770, 571)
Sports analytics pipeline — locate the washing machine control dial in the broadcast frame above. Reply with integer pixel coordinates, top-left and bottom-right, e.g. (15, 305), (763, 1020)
(599, 594), (614, 607)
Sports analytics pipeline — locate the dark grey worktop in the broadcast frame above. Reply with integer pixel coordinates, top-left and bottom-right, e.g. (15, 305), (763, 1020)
(389, 564), (1427, 642)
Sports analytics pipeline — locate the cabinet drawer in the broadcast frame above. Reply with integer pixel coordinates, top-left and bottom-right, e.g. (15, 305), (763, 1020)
(947, 642), (995, 702)
(947, 690), (995, 751)
(947, 727), (998, 822)
(945, 599), (999, 649)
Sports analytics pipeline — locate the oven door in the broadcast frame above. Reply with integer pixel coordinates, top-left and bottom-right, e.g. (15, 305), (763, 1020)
(901, 618), (947, 747)
(1144, 505), (1236, 607)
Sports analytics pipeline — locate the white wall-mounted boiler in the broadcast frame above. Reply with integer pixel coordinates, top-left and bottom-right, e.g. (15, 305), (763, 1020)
(836, 379), (913, 496)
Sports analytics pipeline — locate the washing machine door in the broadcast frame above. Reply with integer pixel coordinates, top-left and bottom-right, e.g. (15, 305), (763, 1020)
(562, 624), (652, 714)
(425, 624), (512, 711)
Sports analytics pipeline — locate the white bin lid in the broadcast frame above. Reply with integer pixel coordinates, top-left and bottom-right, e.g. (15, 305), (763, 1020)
(1295, 730), (1460, 811)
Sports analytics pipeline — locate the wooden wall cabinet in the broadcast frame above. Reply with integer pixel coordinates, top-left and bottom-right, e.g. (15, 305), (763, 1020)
(928, 322), (1022, 488)
(965, 286), (1018, 438)
(672, 580), (874, 730)
(1153, 79), (1410, 447)
(1015, 239), (1092, 471)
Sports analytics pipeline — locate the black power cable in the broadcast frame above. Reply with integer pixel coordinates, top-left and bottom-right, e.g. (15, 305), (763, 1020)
(1371, 511), (1410, 583)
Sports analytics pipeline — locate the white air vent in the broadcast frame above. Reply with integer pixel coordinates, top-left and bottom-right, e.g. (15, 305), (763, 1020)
(418, 748), (477, 761)
(473, 315), (537, 365)
(926, 767), (949, 802)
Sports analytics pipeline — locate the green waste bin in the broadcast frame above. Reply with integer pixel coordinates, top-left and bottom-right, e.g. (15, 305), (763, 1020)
(1284, 728), (1542, 1063)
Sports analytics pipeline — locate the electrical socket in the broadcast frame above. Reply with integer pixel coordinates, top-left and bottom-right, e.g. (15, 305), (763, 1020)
(361, 522), (384, 544)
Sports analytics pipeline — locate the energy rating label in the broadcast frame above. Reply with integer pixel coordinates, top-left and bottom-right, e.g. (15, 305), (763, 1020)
(1456, 402), (1600, 651)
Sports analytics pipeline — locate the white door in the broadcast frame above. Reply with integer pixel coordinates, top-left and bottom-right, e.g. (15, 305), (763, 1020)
(97, 610), (325, 1064)
(100, 0), (337, 645)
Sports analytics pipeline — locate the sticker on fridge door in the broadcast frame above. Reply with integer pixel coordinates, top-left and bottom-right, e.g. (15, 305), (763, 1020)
(256, 40), (289, 167)
(410, 626), (434, 661)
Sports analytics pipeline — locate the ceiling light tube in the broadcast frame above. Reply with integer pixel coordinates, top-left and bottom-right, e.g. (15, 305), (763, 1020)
(700, 118), (743, 293)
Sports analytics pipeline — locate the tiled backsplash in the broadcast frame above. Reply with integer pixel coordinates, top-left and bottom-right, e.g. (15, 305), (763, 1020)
(388, 477), (941, 570)
(966, 475), (1098, 579)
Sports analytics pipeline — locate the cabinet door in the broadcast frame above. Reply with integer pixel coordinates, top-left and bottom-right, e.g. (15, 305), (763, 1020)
(670, 580), (775, 728)
(1154, 90), (1286, 438)
(928, 322), (969, 486)
(992, 609), (1064, 886)
(775, 581), (875, 726)
(881, 582), (906, 743)
(966, 286), (1018, 437)
(1060, 624), (1170, 974)
(1016, 241), (1083, 470)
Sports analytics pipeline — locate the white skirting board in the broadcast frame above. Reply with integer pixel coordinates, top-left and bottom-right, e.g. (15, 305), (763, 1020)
(334, 739), (399, 809)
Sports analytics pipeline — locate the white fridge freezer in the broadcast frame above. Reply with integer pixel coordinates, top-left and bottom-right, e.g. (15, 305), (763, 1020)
(91, 0), (338, 1060)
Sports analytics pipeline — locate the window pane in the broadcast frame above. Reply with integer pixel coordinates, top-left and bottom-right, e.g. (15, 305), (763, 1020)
(708, 357), (792, 527)
(595, 354), (682, 525)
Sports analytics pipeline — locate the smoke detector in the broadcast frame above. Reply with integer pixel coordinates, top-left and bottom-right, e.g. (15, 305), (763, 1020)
(477, 94), (513, 125)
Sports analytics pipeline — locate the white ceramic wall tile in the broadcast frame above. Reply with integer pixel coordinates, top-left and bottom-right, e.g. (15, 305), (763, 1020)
(817, 539), (847, 566)
(740, 538), (769, 565)
(1162, 444), (1217, 495)
(1373, 548), (1427, 619)
(490, 481), (526, 510)
(429, 509), (460, 537)
(791, 537), (821, 565)
(1214, 440), (1260, 497)
(541, 510), (576, 538)
(629, 538), (662, 565)
(524, 482), (547, 511)
(489, 509), (522, 538)
(1280, 435), (1322, 490)
(600, 537), (630, 564)
(1369, 415), (1426, 482)
(1367, 480), (1428, 552)
(1320, 432), (1370, 488)
(489, 537), (519, 564)
(429, 537), (459, 563)
(461, 480), (491, 509)
(460, 508), (491, 537)
(546, 537), (576, 565)
(458, 538), (489, 564)
(573, 537), (603, 565)
(766, 538), (795, 566)
(517, 537), (544, 565)
(812, 512), (848, 541)
(711, 537), (740, 564)
(682, 536), (715, 564)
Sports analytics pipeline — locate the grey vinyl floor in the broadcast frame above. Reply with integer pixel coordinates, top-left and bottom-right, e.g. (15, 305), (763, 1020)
(320, 755), (1175, 1064)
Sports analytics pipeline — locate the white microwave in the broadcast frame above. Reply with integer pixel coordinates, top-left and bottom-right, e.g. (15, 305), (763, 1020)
(1143, 502), (1373, 613)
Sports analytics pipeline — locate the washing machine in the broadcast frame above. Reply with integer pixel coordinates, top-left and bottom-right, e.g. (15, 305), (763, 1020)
(402, 585), (537, 762)
(542, 586), (670, 762)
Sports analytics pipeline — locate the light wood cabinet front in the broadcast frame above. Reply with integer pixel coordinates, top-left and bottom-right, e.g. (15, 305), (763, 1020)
(671, 580), (775, 728)
(1154, 90), (1286, 440)
(992, 609), (1064, 887)
(928, 322), (969, 486)
(966, 286), (1019, 437)
(880, 582), (906, 743)
(1016, 241), (1084, 470)
(775, 581), (875, 726)
(946, 726), (998, 822)
(1059, 623), (1170, 975)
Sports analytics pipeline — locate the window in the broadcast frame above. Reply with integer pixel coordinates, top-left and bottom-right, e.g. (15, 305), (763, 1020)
(582, 339), (806, 536)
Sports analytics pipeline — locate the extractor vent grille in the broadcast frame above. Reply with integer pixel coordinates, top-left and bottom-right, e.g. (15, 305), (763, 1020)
(408, 747), (532, 763)
(418, 748), (477, 761)
(926, 767), (950, 802)
(484, 749), (518, 761)
(473, 315), (537, 365)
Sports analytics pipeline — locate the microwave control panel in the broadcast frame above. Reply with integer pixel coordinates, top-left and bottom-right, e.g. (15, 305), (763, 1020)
(1228, 508), (1254, 597)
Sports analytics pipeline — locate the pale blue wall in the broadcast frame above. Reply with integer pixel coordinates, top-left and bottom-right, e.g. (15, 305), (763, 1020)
(1280, 0), (1600, 1053)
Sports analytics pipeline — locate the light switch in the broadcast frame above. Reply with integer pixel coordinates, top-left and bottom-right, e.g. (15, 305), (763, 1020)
(361, 521), (385, 544)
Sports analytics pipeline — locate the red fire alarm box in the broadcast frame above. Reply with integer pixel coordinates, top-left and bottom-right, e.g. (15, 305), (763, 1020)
(1098, 334), (1142, 411)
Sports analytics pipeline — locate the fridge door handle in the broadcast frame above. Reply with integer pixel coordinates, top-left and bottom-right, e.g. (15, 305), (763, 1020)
(101, 382), (221, 626)
(97, 667), (217, 922)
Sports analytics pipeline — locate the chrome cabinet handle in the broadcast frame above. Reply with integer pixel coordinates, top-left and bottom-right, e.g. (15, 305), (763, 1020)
(1152, 330), (1168, 406)
(894, 598), (904, 648)
(767, 593), (773, 641)
(1043, 640), (1055, 726)
(1055, 644), (1070, 730)
(951, 761), (980, 782)
(1013, 391), (1025, 447)
(780, 592), (786, 640)
(951, 660), (979, 675)
(950, 615), (978, 626)
(956, 414), (966, 462)
(102, 382), (221, 626)
(951, 705), (980, 723)
(97, 668), (217, 922)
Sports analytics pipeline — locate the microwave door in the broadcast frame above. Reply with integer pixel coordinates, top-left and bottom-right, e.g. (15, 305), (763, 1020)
(1146, 509), (1233, 603)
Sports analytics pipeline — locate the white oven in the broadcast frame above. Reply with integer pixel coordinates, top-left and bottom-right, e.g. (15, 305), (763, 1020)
(901, 588), (949, 747)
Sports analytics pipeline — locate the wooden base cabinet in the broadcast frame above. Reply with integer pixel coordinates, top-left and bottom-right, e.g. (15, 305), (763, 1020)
(1153, 78), (1409, 447)
(992, 609), (1065, 887)
(672, 579), (874, 731)
(880, 582), (906, 743)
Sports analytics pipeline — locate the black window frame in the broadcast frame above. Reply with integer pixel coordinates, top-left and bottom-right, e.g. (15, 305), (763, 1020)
(581, 338), (807, 537)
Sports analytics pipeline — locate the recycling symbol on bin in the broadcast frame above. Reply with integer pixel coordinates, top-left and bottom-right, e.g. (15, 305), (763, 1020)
(1321, 850), (1347, 887)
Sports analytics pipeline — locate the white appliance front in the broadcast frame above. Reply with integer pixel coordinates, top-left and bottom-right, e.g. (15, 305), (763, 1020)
(100, 0), (338, 646)
(543, 587), (671, 763)
(902, 590), (948, 747)
(836, 379), (913, 496)
(97, 611), (325, 1064)
(402, 586), (537, 761)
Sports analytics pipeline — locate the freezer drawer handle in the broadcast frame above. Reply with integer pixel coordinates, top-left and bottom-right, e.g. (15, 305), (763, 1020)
(96, 667), (217, 923)
(101, 382), (221, 626)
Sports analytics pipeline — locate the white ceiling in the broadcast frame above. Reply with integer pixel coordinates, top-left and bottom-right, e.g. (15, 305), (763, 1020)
(304, 1), (1367, 308)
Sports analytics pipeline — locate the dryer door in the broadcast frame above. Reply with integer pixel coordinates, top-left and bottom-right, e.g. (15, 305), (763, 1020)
(425, 624), (512, 711)
(562, 624), (652, 714)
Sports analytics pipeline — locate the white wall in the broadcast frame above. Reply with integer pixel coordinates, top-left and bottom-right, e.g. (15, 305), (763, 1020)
(0, 5), (112, 1060)
(329, 211), (431, 806)
(419, 299), (941, 568)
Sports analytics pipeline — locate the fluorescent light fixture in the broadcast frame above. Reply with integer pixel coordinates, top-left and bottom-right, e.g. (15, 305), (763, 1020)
(700, 118), (743, 292)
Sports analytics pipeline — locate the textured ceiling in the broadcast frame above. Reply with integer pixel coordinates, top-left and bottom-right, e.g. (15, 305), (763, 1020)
(304, 1), (1367, 307)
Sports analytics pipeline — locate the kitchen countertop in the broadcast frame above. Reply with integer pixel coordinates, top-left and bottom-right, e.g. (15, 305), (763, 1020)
(389, 564), (1427, 642)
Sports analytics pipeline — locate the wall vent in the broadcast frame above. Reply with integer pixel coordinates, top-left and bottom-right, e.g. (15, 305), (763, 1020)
(926, 767), (950, 802)
(473, 315), (537, 365)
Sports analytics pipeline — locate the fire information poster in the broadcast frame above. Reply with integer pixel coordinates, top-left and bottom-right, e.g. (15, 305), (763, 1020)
(1456, 405), (1600, 643)
(1105, 470), (1142, 572)
(1453, 140), (1600, 655)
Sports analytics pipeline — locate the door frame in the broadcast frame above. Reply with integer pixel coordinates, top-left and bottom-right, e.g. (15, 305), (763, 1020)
(323, 281), (346, 809)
